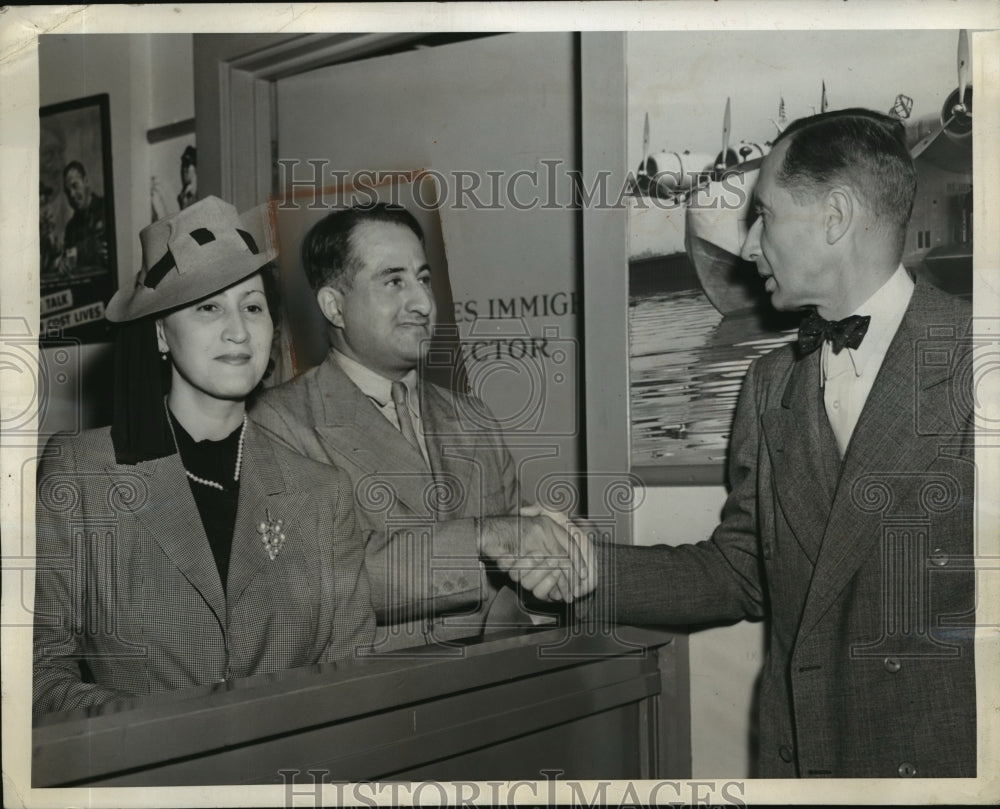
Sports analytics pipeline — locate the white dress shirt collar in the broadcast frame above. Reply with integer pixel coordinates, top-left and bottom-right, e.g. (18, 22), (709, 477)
(332, 349), (420, 416)
(822, 264), (914, 382)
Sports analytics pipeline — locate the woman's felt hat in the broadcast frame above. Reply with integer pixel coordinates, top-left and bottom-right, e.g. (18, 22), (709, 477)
(105, 195), (277, 322)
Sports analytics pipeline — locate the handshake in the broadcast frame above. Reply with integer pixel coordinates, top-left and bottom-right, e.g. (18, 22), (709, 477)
(478, 505), (598, 603)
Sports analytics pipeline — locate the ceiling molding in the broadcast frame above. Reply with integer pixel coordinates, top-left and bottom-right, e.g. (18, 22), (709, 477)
(227, 33), (426, 80)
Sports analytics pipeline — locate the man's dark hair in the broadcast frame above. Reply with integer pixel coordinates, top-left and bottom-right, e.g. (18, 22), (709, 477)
(62, 160), (87, 182)
(258, 261), (282, 329)
(774, 108), (917, 253)
(180, 146), (197, 168)
(301, 203), (425, 292)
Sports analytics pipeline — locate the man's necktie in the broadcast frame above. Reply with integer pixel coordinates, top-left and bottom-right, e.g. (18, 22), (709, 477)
(390, 381), (424, 458)
(798, 310), (871, 355)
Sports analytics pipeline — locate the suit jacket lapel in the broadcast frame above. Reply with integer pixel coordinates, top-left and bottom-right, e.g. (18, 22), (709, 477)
(420, 385), (450, 482)
(420, 384), (473, 478)
(797, 282), (946, 639)
(761, 349), (836, 563)
(111, 453), (226, 627)
(315, 355), (435, 516)
(226, 422), (294, 608)
(420, 384), (489, 516)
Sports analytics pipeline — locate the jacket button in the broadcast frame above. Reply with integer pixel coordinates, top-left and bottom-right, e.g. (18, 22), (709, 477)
(930, 548), (949, 566)
(883, 656), (902, 673)
(898, 761), (917, 777)
(778, 745), (794, 763)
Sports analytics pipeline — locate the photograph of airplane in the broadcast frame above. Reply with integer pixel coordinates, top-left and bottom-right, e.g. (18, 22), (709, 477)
(627, 30), (973, 476)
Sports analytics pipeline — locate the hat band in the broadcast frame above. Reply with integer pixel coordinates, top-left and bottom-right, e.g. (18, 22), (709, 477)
(142, 227), (261, 290)
(144, 250), (178, 290)
(237, 228), (260, 254)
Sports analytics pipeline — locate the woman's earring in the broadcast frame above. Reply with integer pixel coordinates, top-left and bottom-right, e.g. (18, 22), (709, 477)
(161, 352), (169, 361)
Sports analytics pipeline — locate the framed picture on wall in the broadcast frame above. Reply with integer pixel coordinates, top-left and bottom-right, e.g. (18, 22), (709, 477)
(39, 92), (117, 344)
(148, 117), (197, 223)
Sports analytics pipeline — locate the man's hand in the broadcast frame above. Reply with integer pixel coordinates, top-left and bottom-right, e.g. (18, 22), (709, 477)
(520, 504), (597, 600)
(477, 509), (597, 603)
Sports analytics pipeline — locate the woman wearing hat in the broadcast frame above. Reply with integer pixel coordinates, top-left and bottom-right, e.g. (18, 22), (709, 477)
(33, 197), (375, 718)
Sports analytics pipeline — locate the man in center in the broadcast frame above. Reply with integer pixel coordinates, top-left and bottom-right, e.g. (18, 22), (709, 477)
(253, 203), (582, 651)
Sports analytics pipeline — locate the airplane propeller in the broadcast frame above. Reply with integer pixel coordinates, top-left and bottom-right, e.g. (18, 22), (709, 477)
(642, 112), (650, 175)
(911, 29), (972, 160)
(722, 97), (731, 165)
(955, 28), (970, 117)
(714, 97), (739, 172)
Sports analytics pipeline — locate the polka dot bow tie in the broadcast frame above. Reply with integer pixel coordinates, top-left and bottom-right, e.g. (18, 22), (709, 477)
(798, 310), (871, 355)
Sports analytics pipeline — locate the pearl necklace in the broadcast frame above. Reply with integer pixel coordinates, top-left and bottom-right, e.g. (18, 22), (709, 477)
(164, 400), (247, 491)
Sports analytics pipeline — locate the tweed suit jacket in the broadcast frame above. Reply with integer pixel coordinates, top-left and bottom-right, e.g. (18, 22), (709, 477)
(607, 280), (976, 778)
(33, 423), (375, 718)
(253, 351), (529, 652)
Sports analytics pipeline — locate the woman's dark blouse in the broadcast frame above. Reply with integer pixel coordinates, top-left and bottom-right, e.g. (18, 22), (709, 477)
(168, 413), (242, 592)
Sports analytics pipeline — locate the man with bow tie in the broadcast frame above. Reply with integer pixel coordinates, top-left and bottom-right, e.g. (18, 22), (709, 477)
(253, 204), (589, 653)
(603, 109), (976, 777)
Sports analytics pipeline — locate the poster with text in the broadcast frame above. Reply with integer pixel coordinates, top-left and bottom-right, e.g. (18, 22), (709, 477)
(39, 93), (117, 344)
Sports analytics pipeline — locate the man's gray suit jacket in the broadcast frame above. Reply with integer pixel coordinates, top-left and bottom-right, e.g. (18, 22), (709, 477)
(253, 352), (530, 652)
(606, 280), (976, 778)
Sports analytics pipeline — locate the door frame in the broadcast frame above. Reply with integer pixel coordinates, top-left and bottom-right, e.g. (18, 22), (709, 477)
(194, 33), (424, 210)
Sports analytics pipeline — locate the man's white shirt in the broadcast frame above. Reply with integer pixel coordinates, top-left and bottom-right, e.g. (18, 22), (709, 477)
(821, 264), (914, 457)
(333, 349), (432, 466)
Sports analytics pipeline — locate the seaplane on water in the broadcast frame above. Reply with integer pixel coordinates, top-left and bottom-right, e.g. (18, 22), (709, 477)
(627, 97), (770, 285)
(683, 30), (974, 316)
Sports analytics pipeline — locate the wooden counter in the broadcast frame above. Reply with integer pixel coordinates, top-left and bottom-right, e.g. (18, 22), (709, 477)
(32, 625), (690, 786)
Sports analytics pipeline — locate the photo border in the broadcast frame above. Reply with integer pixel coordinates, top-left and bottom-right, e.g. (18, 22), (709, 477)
(2, 4), (998, 807)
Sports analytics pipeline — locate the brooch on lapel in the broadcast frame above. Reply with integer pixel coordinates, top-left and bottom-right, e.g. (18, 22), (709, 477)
(257, 509), (286, 560)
